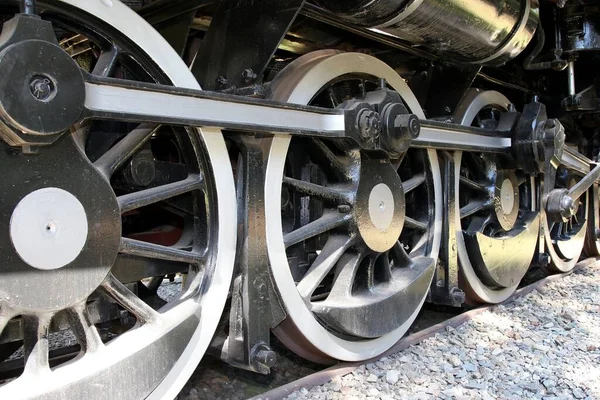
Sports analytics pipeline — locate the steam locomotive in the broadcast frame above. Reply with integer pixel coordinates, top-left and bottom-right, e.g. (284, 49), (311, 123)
(0, 0), (598, 398)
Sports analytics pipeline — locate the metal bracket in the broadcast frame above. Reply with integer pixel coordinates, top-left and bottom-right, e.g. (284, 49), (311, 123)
(191, 0), (306, 90)
(216, 136), (285, 374)
(428, 151), (464, 307)
(139, 0), (215, 56)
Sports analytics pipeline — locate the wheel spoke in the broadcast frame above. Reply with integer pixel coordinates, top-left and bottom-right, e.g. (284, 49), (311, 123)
(93, 46), (120, 77)
(402, 173), (426, 193)
(284, 211), (350, 248)
(327, 87), (339, 108)
(391, 241), (412, 267)
(327, 252), (362, 301)
(282, 177), (349, 204)
(379, 252), (393, 281)
(66, 302), (104, 353)
(404, 216), (428, 231)
(310, 139), (349, 180)
(94, 124), (159, 178)
(297, 235), (354, 300)
(101, 274), (159, 323)
(460, 200), (489, 219)
(365, 254), (377, 289)
(120, 237), (204, 265)
(460, 176), (488, 193)
(118, 174), (203, 213)
(23, 314), (52, 374)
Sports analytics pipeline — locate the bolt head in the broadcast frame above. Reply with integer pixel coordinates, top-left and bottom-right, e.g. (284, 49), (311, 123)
(338, 204), (352, 213)
(357, 110), (381, 141)
(29, 75), (55, 101)
(242, 68), (257, 82)
(257, 350), (276, 367)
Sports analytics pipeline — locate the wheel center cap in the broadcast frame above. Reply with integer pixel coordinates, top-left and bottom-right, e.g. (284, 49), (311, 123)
(500, 179), (515, 215)
(368, 183), (395, 231)
(10, 187), (89, 270)
(355, 160), (405, 253)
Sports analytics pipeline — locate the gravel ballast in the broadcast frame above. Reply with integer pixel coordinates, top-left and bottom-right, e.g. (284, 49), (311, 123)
(282, 264), (600, 400)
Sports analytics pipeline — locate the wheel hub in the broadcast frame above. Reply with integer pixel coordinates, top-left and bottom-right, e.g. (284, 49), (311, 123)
(1, 134), (121, 312)
(355, 159), (405, 252)
(494, 170), (520, 231)
(500, 179), (515, 214)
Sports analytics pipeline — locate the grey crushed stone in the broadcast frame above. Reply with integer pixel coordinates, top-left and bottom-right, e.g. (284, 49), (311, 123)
(282, 265), (600, 400)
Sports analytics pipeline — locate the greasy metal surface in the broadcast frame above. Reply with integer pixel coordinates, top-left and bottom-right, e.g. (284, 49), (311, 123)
(567, 163), (600, 204)
(83, 75), (348, 139)
(314, 0), (538, 64)
(299, 3), (437, 60)
(414, 121), (512, 152)
(544, 172), (588, 273)
(561, 146), (591, 176)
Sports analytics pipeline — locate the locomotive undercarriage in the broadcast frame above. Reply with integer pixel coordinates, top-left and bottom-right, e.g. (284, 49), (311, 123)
(1, 0), (600, 398)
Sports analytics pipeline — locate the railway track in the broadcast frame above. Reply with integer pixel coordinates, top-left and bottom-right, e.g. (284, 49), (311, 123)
(176, 259), (595, 400)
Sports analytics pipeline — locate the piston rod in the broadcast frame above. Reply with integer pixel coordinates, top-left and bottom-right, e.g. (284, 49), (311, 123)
(567, 163), (600, 202)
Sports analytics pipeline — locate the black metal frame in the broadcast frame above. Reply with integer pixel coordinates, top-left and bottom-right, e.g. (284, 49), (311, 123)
(191, 0), (306, 90)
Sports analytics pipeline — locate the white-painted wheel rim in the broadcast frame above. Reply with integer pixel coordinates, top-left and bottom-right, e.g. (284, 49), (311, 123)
(453, 90), (520, 304)
(0, 2), (236, 399)
(265, 51), (442, 361)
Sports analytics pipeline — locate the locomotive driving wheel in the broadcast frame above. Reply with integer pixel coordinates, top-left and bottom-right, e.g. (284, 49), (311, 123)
(264, 51), (442, 363)
(0, 2), (235, 399)
(544, 170), (588, 272)
(453, 90), (540, 303)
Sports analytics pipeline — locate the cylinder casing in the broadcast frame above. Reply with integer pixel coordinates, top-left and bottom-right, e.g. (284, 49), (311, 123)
(314, 0), (539, 65)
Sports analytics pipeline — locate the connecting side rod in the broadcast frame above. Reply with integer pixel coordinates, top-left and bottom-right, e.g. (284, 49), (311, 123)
(561, 146), (592, 176)
(83, 75), (514, 153)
